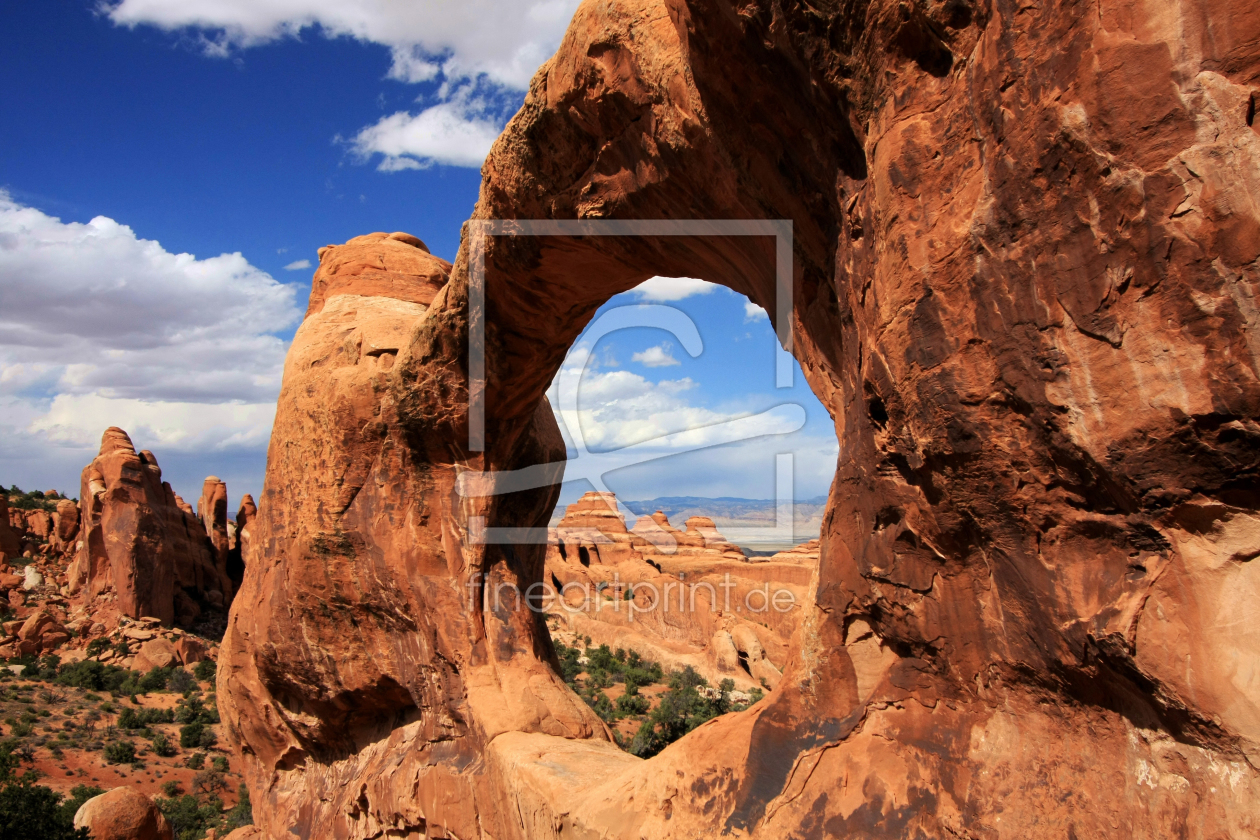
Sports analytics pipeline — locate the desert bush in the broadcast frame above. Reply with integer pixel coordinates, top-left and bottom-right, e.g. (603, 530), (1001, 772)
(138, 668), (172, 693)
(151, 733), (176, 757)
(224, 783), (253, 830)
(103, 740), (135, 764)
(167, 669), (195, 694)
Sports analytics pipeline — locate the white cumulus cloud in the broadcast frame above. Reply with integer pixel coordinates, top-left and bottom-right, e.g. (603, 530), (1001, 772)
(631, 343), (680, 368)
(631, 276), (717, 302)
(744, 300), (768, 321)
(284, 259), (312, 271)
(103, 0), (583, 169)
(349, 88), (506, 170)
(104, 0), (580, 89)
(0, 191), (301, 501)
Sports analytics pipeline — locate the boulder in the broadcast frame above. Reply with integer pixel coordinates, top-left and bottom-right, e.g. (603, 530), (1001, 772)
(133, 637), (179, 672)
(52, 498), (80, 552)
(173, 635), (207, 666)
(0, 572), (21, 591)
(74, 787), (173, 840)
(18, 609), (62, 643)
(21, 566), (42, 590)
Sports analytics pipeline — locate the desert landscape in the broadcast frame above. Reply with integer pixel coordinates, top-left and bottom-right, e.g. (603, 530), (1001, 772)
(3, 0), (1260, 838)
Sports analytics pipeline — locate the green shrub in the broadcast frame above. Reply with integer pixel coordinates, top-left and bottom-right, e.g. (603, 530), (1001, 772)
(211, 756), (228, 773)
(151, 733), (175, 757)
(178, 723), (203, 749)
(166, 669), (195, 694)
(615, 691), (650, 717)
(160, 780), (182, 797)
(186, 752), (205, 770)
(584, 691), (615, 723)
(224, 783), (253, 830)
(0, 777), (91, 839)
(156, 793), (219, 840)
(138, 668), (171, 693)
(103, 740), (135, 764)
(192, 660), (216, 682)
(119, 707), (174, 730)
(628, 667), (729, 759)
(84, 639), (108, 659)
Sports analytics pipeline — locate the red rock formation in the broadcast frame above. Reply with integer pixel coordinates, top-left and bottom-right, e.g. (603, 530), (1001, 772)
(545, 493), (804, 689)
(68, 428), (226, 627)
(197, 476), (232, 604)
(227, 493), (256, 593)
(223, 0), (1260, 836)
(22, 508), (53, 541)
(0, 494), (21, 559)
(51, 498), (80, 553)
(307, 231), (448, 318)
(219, 232), (607, 838)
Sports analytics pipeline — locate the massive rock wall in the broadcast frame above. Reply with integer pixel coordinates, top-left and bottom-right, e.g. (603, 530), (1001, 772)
(219, 233), (608, 839)
(223, 0), (1260, 837)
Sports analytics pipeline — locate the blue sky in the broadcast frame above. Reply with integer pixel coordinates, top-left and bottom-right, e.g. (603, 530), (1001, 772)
(0, 1), (837, 513)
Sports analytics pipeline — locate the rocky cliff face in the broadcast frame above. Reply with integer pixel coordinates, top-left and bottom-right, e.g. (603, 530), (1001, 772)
(68, 427), (234, 628)
(222, 0), (1260, 836)
(218, 232), (608, 839)
(544, 491), (807, 689)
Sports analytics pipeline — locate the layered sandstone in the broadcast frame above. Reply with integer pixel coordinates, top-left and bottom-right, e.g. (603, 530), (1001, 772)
(68, 428), (232, 627)
(0, 494), (22, 559)
(223, 0), (1260, 836)
(197, 476), (232, 603)
(545, 492), (807, 688)
(219, 233), (608, 839)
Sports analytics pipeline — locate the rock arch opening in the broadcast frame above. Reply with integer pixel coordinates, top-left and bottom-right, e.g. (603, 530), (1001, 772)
(535, 273), (834, 751)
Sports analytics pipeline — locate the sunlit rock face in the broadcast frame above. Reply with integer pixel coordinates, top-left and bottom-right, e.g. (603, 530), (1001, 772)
(221, 0), (1260, 836)
(543, 492), (811, 691)
(68, 427), (229, 627)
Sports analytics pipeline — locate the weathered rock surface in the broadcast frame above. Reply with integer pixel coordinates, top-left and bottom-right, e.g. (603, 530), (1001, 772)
(0, 494), (21, 559)
(222, 0), (1260, 837)
(219, 232), (608, 838)
(133, 637), (180, 672)
(74, 786), (173, 840)
(545, 492), (805, 688)
(226, 493), (256, 594)
(68, 427), (231, 627)
(197, 476), (232, 604)
(52, 498), (80, 552)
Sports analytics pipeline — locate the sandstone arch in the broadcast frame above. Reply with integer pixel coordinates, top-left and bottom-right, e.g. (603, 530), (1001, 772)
(220, 0), (1260, 836)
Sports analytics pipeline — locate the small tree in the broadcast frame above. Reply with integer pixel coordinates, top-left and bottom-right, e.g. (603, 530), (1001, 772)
(151, 732), (175, 757)
(103, 740), (135, 765)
